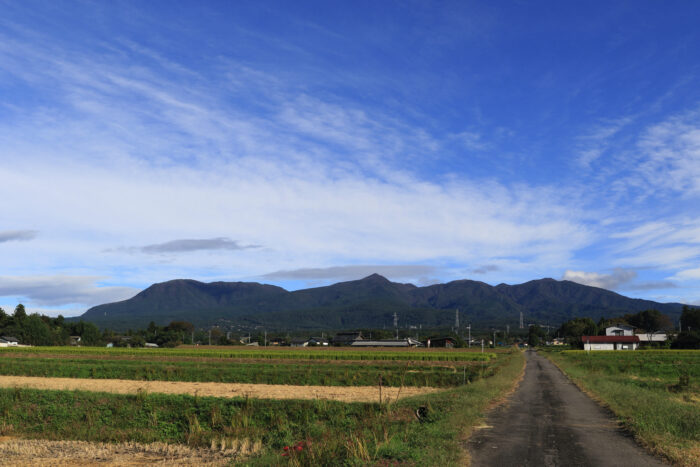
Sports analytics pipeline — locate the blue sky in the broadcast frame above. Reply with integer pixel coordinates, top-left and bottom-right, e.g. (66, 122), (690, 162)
(1, 0), (700, 317)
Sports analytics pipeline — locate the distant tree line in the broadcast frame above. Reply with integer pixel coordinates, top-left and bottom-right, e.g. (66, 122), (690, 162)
(4, 302), (699, 349)
(0, 304), (102, 346)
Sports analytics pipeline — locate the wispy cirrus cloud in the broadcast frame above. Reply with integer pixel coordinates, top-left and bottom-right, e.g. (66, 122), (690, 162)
(576, 117), (634, 168)
(0, 230), (37, 243)
(1, 3), (700, 315)
(635, 107), (700, 195)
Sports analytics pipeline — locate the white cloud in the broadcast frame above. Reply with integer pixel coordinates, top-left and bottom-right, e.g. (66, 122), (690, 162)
(0, 30), (593, 278)
(576, 117), (633, 167)
(634, 108), (700, 194)
(670, 268), (700, 281)
(3, 17), (700, 314)
(562, 268), (637, 290)
(0, 276), (139, 308)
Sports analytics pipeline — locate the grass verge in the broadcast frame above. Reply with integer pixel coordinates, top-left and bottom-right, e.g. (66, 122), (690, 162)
(544, 350), (700, 466)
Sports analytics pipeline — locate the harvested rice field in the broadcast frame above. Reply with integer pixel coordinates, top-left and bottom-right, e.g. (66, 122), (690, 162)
(0, 346), (524, 465)
(0, 375), (438, 402)
(0, 436), (257, 466)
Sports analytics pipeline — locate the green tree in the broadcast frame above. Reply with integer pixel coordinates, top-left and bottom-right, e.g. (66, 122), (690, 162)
(681, 305), (700, 331)
(22, 314), (54, 346)
(71, 321), (103, 346)
(528, 325), (545, 347)
(14, 303), (27, 321)
(628, 309), (672, 340)
(557, 317), (597, 347)
(672, 306), (700, 349)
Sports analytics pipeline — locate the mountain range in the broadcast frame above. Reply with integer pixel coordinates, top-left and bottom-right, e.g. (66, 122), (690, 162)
(76, 274), (685, 331)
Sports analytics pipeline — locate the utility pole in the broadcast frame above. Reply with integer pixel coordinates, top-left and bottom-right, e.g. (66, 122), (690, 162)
(264, 330), (267, 347)
(467, 324), (471, 348)
(393, 312), (398, 339)
(520, 311), (524, 329)
(208, 329), (211, 346)
(454, 309), (459, 333)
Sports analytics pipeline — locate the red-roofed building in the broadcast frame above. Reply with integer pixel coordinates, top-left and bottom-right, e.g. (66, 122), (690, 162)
(581, 335), (639, 351)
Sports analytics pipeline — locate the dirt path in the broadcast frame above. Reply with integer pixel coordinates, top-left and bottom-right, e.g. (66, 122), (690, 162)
(0, 375), (438, 402)
(468, 351), (665, 466)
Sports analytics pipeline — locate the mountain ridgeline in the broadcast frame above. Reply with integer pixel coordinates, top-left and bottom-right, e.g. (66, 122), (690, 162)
(78, 274), (685, 331)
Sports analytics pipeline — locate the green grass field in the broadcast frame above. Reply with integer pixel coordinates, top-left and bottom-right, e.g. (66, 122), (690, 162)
(0, 346), (496, 361)
(545, 350), (700, 466)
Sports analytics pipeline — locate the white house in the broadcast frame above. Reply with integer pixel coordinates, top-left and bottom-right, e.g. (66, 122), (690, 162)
(582, 335), (639, 351)
(0, 336), (19, 347)
(605, 325), (635, 336)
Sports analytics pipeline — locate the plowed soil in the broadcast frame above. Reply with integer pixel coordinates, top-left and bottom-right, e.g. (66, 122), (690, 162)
(0, 375), (438, 402)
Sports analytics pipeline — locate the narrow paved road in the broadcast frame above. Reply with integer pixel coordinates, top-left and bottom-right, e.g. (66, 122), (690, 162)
(468, 351), (665, 466)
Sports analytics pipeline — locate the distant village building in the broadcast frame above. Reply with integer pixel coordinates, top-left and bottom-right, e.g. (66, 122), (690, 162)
(605, 325), (634, 336)
(69, 336), (82, 346)
(606, 325), (668, 345)
(423, 337), (456, 348)
(0, 336), (19, 347)
(635, 332), (668, 343)
(351, 337), (422, 348)
(333, 332), (363, 346)
(144, 342), (159, 348)
(582, 335), (639, 351)
(290, 338), (310, 347)
(308, 337), (329, 346)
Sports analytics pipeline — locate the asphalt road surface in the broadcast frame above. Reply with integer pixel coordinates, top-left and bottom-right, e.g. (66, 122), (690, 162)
(468, 351), (666, 467)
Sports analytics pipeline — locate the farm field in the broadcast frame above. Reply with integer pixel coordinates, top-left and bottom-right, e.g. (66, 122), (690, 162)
(0, 437), (247, 466)
(0, 345), (497, 361)
(0, 354), (496, 388)
(544, 350), (700, 466)
(0, 346), (524, 465)
(0, 375), (438, 402)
